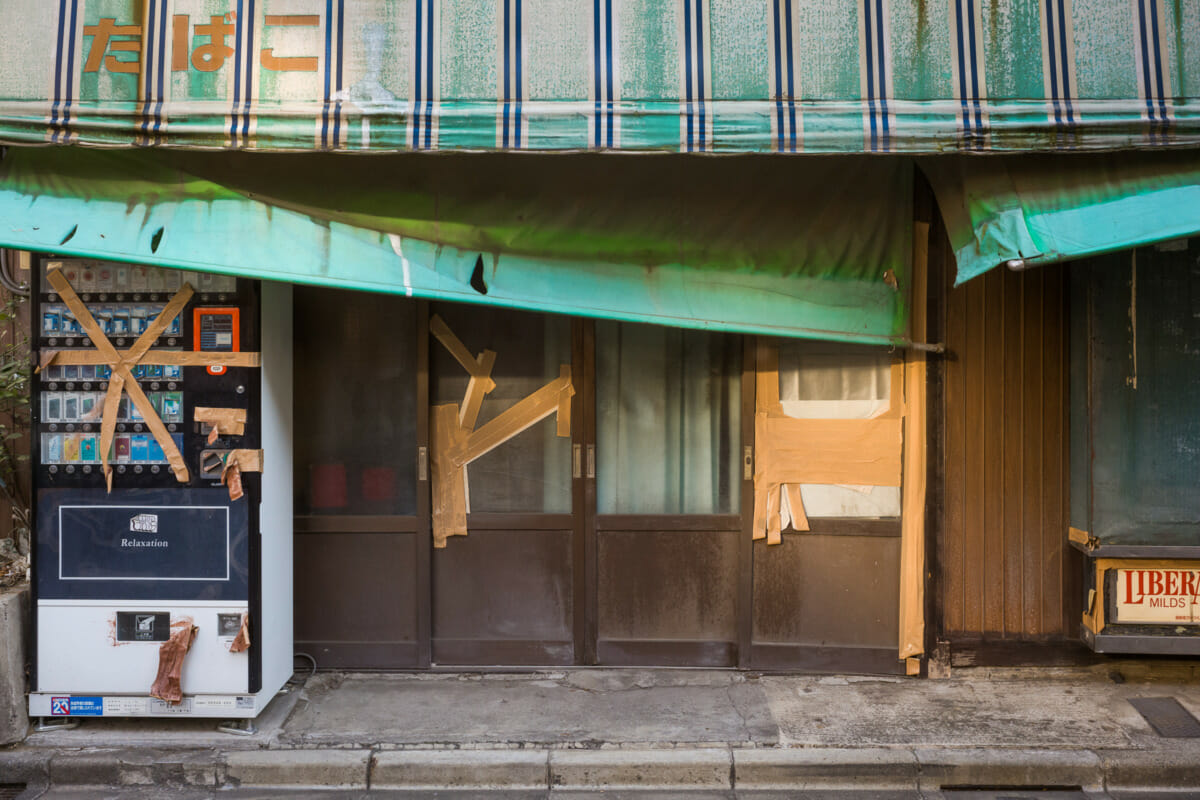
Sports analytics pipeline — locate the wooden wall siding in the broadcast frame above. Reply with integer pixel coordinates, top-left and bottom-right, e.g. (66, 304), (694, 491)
(942, 257), (1074, 642)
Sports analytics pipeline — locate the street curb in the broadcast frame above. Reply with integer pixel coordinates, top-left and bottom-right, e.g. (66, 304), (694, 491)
(223, 748), (371, 789)
(549, 748), (732, 790)
(1096, 748), (1200, 792)
(372, 749), (549, 790)
(914, 747), (1105, 792)
(734, 747), (919, 792)
(7, 744), (1200, 792)
(0, 746), (51, 783)
(48, 747), (223, 788)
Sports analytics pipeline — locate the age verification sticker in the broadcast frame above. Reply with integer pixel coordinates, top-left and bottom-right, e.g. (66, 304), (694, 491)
(51, 696), (104, 716)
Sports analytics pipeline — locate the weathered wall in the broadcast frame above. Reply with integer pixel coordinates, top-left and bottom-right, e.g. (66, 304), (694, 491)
(0, 585), (29, 744)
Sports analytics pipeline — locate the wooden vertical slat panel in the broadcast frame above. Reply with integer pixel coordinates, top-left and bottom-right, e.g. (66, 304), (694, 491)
(1021, 269), (1046, 637)
(963, 273), (987, 635)
(982, 270), (1006, 635)
(1002, 267), (1024, 636)
(941, 253), (1073, 646)
(943, 230), (967, 636)
(1042, 268), (1068, 635)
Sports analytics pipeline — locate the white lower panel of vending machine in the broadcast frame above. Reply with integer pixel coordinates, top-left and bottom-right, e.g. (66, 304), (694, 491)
(36, 600), (250, 697)
(27, 690), (270, 719)
(28, 691), (268, 718)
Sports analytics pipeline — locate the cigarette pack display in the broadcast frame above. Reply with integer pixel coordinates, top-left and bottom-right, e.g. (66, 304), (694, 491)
(161, 393), (182, 423)
(41, 434), (61, 464)
(129, 435), (149, 462)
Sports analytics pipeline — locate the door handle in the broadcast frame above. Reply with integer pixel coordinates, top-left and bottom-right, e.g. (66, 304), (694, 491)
(573, 444), (582, 479)
(586, 445), (595, 479)
(743, 446), (753, 480)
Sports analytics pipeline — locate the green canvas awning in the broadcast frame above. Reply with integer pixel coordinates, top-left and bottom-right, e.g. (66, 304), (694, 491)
(0, 146), (914, 344)
(2, 0), (1197, 154)
(923, 149), (1200, 285)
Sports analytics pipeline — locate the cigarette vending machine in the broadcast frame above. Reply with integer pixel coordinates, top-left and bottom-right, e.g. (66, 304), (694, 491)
(27, 256), (292, 720)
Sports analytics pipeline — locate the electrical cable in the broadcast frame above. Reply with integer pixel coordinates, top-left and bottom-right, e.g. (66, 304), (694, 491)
(292, 651), (317, 684)
(0, 250), (30, 296)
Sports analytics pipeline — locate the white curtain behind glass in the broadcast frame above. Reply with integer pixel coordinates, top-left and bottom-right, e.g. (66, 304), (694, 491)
(597, 322), (740, 514)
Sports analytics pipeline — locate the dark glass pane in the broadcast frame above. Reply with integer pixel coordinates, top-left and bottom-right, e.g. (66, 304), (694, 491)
(431, 304), (572, 514)
(293, 288), (417, 515)
(596, 321), (741, 514)
(1086, 242), (1200, 546)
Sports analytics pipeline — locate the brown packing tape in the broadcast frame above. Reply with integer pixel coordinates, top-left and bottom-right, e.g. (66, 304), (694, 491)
(898, 220), (930, 661)
(225, 461), (244, 501)
(149, 624), (198, 704)
(195, 407), (248, 438)
(229, 614), (251, 653)
(751, 480), (768, 541)
(556, 381), (572, 438)
(1068, 527), (1096, 550)
(98, 375), (124, 492)
(898, 354), (927, 658)
(450, 366), (575, 467)
(765, 484), (782, 546)
(784, 483), (810, 532)
(752, 339), (906, 540)
(428, 314), (575, 547)
(141, 351), (262, 367)
(755, 342), (781, 414)
(458, 349), (497, 430)
(430, 315), (494, 378)
(45, 269), (195, 484)
(39, 350), (262, 368)
(756, 415), (904, 485)
(431, 403), (468, 547)
(220, 449), (263, 473)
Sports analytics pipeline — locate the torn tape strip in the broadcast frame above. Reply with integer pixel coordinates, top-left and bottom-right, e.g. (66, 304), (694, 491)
(195, 407), (248, 438)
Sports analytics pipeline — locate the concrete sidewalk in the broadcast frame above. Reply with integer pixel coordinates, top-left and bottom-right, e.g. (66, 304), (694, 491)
(3, 662), (1200, 797)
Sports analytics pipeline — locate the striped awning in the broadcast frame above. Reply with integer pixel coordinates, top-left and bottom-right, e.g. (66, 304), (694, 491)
(3, 0), (1197, 153)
